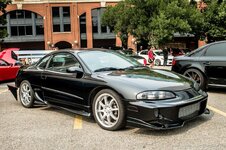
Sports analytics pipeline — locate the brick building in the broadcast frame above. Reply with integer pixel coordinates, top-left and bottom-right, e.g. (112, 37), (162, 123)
(0, 0), (202, 50)
(0, 0), (128, 50)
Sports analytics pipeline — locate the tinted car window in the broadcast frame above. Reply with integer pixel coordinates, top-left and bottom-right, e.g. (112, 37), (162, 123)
(140, 51), (148, 55)
(205, 43), (226, 56)
(37, 56), (51, 69)
(47, 53), (80, 73)
(78, 51), (140, 72)
(154, 51), (163, 56)
(0, 59), (8, 66)
(190, 48), (206, 57)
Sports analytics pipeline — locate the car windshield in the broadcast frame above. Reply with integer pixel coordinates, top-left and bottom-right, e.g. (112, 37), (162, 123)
(78, 50), (142, 72)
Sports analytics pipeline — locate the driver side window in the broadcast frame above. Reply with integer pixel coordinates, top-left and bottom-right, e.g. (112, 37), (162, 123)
(0, 60), (8, 66)
(46, 53), (80, 73)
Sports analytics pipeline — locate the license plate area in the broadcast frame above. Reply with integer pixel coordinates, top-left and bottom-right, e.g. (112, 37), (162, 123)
(179, 103), (200, 118)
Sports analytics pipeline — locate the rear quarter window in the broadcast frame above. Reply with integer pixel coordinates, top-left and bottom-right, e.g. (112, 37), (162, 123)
(205, 43), (226, 56)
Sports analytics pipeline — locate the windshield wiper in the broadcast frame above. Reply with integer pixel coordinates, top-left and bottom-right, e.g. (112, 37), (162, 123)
(94, 67), (123, 72)
(123, 65), (146, 70)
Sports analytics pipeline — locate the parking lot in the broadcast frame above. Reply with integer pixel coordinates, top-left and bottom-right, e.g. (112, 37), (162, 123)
(1, 75), (226, 149)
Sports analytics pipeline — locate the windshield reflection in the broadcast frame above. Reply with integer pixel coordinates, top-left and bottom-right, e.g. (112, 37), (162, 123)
(78, 50), (141, 72)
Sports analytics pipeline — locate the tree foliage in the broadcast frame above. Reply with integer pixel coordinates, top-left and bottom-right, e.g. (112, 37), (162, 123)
(102, 0), (203, 47)
(202, 0), (226, 42)
(0, 0), (11, 39)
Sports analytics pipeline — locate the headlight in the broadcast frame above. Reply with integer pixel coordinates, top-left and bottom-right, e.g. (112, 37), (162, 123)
(136, 91), (176, 100)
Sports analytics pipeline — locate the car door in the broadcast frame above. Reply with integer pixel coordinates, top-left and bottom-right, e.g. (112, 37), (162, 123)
(200, 42), (226, 86)
(0, 59), (19, 81)
(139, 50), (148, 60)
(42, 52), (86, 108)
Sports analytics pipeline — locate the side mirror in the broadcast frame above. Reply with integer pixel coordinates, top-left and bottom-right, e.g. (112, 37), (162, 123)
(66, 66), (83, 78)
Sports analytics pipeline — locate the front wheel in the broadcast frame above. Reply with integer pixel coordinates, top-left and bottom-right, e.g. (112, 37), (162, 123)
(19, 80), (35, 108)
(92, 89), (126, 131)
(183, 69), (206, 90)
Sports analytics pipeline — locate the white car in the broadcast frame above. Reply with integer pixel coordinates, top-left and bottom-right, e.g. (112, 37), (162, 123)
(138, 49), (174, 66)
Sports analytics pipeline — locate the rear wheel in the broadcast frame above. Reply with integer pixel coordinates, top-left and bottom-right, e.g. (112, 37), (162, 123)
(183, 69), (206, 90)
(92, 89), (126, 131)
(19, 80), (35, 108)
(155, 59), (161, 66)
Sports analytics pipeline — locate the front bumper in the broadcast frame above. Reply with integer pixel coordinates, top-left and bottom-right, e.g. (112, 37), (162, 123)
(125, 94), (208, 129)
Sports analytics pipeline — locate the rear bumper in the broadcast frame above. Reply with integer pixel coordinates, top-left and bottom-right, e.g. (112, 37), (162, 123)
(7, 84), (18, 100)
(125, 96), (208, 129)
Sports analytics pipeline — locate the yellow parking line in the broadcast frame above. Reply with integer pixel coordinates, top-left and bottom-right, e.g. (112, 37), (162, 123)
(208, 105), (226, 117)
(74, 115), (83, 129)
(0, 89), (8, 94)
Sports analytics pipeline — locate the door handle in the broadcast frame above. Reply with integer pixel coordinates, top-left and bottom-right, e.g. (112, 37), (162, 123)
(203, 62), (211, 65)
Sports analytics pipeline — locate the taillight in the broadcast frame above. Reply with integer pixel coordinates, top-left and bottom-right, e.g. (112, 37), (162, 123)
(143, 59), (147, 66)
(172, 59), (176, 66)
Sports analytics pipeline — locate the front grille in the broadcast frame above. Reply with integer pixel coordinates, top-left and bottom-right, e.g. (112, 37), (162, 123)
(178, 102), (200, 118)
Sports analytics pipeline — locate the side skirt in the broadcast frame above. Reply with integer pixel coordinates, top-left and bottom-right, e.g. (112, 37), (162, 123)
(47, 103), (91, 117)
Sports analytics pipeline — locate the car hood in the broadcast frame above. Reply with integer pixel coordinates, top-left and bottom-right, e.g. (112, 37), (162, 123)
(94, 67), (193, 91)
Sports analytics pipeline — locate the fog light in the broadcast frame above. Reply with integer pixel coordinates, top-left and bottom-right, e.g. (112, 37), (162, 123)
(154, 109), (159, 117)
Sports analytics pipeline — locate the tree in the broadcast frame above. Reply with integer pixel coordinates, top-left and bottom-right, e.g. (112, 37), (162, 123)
(0, 0), (11, 41)
(202, 0), (226, 42)
(102, 0), (204, 48)
(102, 3), (134, 48)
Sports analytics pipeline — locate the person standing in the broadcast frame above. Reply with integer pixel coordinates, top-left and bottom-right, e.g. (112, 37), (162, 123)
(148, 46), (155, 68)
(163, 46), (168, 66)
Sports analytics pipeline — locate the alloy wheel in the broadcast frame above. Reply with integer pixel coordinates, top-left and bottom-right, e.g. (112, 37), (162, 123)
(94, 93), (120, 128)
(19, 81), (34, 107)
(184, 70), (201, 86)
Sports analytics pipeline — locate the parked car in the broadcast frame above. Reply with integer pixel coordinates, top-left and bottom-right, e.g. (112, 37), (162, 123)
(138, 49), (173, 66)
(8, 50), (208, 131)
(172, 41), (226, 90)
(171, 48), (191, 57)
(129, 55), (146, 65)
(0, 58), (20, 82)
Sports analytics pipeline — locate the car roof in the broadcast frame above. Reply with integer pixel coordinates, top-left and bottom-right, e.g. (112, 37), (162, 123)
(153, 50), (162, 52)
(47, 48), (109, 55)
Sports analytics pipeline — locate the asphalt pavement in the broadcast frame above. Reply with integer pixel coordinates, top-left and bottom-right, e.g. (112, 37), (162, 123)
(0, 68), (226, 150)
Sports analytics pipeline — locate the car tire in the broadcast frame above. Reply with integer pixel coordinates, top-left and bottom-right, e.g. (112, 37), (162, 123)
(92, 89), (126, 131)
(183, 69), (206, 90)
(19, 80), (35, 108)
(155, 59), (161, 66)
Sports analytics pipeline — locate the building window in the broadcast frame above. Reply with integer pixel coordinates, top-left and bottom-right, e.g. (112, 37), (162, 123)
(92, 8), (111, 34)
(6, 10), (44, 37)
(80, 14), (86, 34)
(26, 26), (32, 35)
(53, 24), (61, 32)
(92, 9), (98, 33)
(11, 26), (33, 36)
(25, 11), (32, 18)
(36, 25), (44, 35)
(52, 7), (60, 18)
(101, 26), (107, 33)
(64, 24), (71, 32)
(63, 7), (70, 17)
(17, 10), (24, 19)
(11, 26), (18, 36)
(18, 26), (25, 36)
(52, 6), (71, 32)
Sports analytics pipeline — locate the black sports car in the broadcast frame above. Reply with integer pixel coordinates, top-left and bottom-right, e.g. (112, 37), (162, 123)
(172, 41), (226, 90)
(8, 50), (208, 131)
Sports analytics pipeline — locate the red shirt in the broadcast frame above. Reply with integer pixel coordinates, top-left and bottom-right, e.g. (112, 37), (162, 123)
(148, 50), (154, 59)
